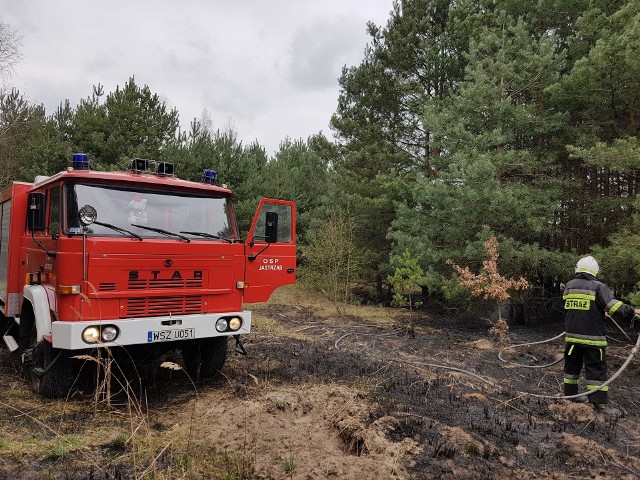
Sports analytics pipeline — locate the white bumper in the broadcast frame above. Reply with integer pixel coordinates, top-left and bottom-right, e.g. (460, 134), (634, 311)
(51, 311), (251, 350)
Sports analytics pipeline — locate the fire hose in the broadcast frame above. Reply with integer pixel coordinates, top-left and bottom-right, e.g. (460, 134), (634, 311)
(497, 319), (640, 400)
(335, 322), (640, 401)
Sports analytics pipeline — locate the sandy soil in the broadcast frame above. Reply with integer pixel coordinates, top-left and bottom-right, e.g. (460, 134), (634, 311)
(2, 296), (640, 479)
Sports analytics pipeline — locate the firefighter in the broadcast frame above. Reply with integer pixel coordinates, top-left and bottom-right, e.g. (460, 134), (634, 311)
(563, 256), (640, 410)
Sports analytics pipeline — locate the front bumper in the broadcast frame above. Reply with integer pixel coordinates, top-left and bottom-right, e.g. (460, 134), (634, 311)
(51, 311), (251, 350)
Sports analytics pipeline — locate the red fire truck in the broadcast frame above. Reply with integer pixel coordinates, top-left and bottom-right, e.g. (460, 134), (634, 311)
(0, 154), (296, 397)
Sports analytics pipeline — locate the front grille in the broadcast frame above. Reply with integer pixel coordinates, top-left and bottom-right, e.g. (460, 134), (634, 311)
(124, 295), (202, 318)
(128, 279), (203, 290)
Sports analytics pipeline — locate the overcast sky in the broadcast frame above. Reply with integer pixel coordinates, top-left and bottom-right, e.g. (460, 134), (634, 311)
(4, 1), (395, 155)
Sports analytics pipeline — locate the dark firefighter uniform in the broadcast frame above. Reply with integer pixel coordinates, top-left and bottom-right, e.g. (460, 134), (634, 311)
(563, 272), (636, 404)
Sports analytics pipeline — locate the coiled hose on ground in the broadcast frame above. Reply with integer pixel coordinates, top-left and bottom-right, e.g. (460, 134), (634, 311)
(496, 330), (640, 400)
(335, 326), (640, 401)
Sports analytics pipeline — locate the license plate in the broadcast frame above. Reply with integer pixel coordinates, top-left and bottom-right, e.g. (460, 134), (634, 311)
(147, 328), (195, 342)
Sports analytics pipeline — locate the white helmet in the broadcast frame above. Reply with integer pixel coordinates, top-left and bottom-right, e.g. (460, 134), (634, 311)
(575, 256), (599, 276)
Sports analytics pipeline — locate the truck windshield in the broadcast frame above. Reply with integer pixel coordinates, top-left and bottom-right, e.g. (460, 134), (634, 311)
(65, 183), (239, 241)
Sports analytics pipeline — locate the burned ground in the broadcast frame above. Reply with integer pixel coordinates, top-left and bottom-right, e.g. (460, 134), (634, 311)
(1, 287), (640, 479)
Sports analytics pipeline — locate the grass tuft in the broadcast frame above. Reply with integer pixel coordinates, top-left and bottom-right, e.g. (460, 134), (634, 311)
(282, 457), (297, 473)
(46, 435), (83, 460)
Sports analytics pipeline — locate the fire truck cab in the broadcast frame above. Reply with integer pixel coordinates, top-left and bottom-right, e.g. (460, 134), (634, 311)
(0, 155), (296, 397)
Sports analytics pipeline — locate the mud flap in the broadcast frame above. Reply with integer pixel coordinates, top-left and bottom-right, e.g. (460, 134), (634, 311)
(233, 334), (247, 355)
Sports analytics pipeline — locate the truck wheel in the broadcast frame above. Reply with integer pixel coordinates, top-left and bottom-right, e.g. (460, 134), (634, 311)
(29, 329), (74, 398)
(181, 337), (228, 379)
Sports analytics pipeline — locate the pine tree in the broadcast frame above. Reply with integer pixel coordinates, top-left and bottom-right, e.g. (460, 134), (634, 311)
(391, 11), (570, 307)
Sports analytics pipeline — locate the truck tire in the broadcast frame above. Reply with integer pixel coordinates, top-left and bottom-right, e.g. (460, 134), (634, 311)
(29, 328), (74, 398)
(181, 337), (228, 380)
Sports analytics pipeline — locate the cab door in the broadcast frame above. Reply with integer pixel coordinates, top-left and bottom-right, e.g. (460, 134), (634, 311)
(243, 199), (296, 303)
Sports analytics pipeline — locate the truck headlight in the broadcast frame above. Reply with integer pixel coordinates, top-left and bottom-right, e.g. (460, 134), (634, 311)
(101, 326), (119, 342)
(228, 317), (242, 331)
(215, 318), (228, 332)
(82, 326), (100, 343)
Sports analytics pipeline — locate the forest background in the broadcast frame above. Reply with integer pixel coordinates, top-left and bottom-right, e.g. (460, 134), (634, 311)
(3, 0), (640, 323)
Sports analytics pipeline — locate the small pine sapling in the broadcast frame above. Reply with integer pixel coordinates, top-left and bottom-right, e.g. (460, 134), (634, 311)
(389, 250), (427, 331)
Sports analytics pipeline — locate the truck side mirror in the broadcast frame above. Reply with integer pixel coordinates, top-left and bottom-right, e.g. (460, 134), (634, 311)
(265, 211), (278, 243)
(27, 192), (46, 233)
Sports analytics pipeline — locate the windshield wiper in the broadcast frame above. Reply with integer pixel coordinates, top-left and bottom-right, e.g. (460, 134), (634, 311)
(131, 224), (191, 242)
(94, 221), (143, 240)
(179, 231), (233, 243)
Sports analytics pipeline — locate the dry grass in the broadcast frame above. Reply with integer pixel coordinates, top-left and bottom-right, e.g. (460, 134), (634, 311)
(0, 283), (412, 479)
(0, 283), (528, 479)
(0, 346), (257, 479)
(5, 282), (640, 479)
(250, 284), (332, 313)
(255, 284), (400, 325)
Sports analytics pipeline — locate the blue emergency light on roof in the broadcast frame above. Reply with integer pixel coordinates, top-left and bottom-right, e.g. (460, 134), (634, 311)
(72, 153), (89, 170)
(202, 169), (217, 185)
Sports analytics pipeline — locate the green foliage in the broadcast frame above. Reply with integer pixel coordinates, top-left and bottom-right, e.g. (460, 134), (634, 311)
(389, 250), (426, 309)
(7, 0), (640, 316)
(0, 89), (30, 184)
(1, 78), (181, 184)
(325, 0), (640, 312)
(0, 89), (69, 185)
(548, 2), (640, 143)
(263, 136), (330, 240)
(593, 195), (640, 300)
(390, 6), (576, 308)
(300, 209), (360, 314)
(66, 78), (180, 168)
(441, 275), (473, 309)
(329, 0), (454, 299)
(109, 434), (128, 450)
(46, 435), (83, 460)
(464, 441), (479, 456)
(544, 1), (640, 254)
(282, 457), (297, 473)
(568, 137), (640, 172)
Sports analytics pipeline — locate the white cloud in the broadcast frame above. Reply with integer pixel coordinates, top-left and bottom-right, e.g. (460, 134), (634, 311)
(3, 0), (393, 155)
(289, 16), (370, 90)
